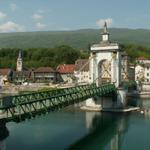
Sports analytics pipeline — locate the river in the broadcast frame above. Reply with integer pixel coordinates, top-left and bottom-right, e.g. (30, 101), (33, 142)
(0, 98), (150, 150)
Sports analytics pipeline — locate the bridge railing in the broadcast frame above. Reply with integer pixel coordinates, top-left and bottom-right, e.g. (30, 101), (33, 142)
(0, 83), (117, 122)
(0, 84), (95, 109)
(0, 83), (116, 110)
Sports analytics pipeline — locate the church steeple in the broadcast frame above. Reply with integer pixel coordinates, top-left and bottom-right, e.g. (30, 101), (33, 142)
(18, 50), (22, 59)
(16, 50), (23, 72)
(101, 21), (109, 42)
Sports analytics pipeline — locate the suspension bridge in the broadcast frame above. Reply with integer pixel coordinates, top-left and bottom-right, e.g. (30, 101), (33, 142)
(0, 22), (137, 123)
(0, 83), (116, 122)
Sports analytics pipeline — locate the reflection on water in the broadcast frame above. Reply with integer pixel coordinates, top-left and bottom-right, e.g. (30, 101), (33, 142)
(0, 141), (6, 150)
(0, 98), (150, 150)
(0, 122), (9, 150)
(68, 112), (129, 150)
(140, 99), (150, 119)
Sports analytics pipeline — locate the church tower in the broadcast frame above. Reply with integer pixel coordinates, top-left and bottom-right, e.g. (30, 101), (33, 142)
(16, 50), (23, 72)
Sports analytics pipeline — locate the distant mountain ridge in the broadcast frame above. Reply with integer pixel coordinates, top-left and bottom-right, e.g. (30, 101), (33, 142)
(0, 28), (150, 49)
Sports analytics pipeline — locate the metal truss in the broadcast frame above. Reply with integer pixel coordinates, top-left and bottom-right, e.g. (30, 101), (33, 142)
(0, 83), (116, 122)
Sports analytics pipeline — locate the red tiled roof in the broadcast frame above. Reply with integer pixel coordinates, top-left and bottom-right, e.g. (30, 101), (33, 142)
(34, 67), (55, 73)
(57, 64), (75, 74)
(0, 68), (12, 75)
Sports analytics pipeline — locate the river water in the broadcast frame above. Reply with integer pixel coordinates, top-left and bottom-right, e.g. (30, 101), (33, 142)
(0, 98), (150, 150)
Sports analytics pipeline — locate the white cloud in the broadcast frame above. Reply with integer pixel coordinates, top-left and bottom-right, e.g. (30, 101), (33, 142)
(0, 21), (25, 32)
(38, 9), (45, 14)
(32, 14), (43, 20)
(0, 12), (7, 20)
(96, 18), (113, 27)
(10, 3), (17, 11)
(36, 22), (46, 29)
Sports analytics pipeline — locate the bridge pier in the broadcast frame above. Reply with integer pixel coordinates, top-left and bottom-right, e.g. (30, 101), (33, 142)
(116, 88), (127, 108)
(82, 87), (128, 111)
(102, 88), (127, 109)
(83, 98), (102, 111)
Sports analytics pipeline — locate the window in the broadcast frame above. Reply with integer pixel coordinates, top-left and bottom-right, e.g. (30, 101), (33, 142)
(147, 73), (149, 76)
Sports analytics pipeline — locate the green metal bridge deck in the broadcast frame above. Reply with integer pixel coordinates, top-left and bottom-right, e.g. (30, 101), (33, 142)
(0, 83), (116, 122)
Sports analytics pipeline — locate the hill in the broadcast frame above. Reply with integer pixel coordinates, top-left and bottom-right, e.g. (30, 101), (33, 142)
(0, 28), (150, 49)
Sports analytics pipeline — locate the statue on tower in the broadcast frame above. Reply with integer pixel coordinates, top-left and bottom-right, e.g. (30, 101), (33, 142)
(103, 21), (108, 33)
(101, 21), (109, 42)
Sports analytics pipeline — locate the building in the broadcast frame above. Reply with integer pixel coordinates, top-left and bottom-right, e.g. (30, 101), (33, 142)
(120, 52), (135, 81)
(135, 57), (150, 82)
(16, 50), (23, 72)
(56, 64), (75, 83)
(33, 67), (56, 83)
(13, 70), (32, 84)
(14, 51), (33, 84)
(74, 59), (90, 83)
(0, 68), (13, 85)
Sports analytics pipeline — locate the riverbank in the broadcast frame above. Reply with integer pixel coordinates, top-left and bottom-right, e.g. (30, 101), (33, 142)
(0, 83), (79, 96)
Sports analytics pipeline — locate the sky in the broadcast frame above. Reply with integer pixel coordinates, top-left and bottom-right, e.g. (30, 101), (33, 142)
(0, 0), (149, 32)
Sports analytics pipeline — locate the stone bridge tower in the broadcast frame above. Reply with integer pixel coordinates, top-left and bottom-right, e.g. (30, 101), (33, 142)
(84, 22), (126, 109)
(89, 22), (122, 87)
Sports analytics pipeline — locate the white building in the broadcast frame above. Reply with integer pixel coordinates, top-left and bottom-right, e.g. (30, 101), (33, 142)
(135, 57), (150, 83)
(74, 59), (90, 84)
(33, 67), (56, 83)
(56, 64), (75, 84)
(0, 68), (13, 85)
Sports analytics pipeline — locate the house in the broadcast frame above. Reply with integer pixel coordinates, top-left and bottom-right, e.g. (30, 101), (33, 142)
(13, 70), (32, 84)
(0, 68), (13, 85)
(135, 57), (150, 82)
(56, 64), (75, 83)
(74, 59), (90, 83)
(135, 57), (150, 91)
(33, 67), (56, 83)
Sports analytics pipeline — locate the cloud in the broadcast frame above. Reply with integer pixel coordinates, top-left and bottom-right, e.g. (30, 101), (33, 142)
(10, 3), (17, 11)
(0, 21), (25, 32)
(96, 18), (113, 27)
(38, 9), (45, 14)
(32, 13), (43, 20)
(0, 12), (7, 20)
(36, 22), (47, 29)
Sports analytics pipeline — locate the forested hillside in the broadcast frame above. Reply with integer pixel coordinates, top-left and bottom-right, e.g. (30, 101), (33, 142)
(0, 28), (150, 49)
(0, 28), (150, 69)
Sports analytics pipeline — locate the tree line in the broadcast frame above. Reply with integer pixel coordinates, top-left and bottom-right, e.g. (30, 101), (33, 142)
(0, 45), (89, 69)
(0, 44), (149, 69)
(123, 44), (150, 63)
